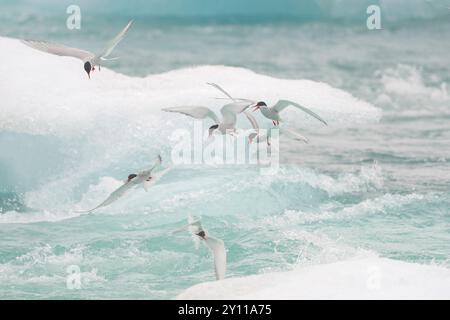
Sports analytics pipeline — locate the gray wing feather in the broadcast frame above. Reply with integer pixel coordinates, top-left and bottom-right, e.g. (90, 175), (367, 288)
(21, 40), (94, 61)
(75, 181), (135, 213)
(138, 155), (162, 178)
(207, 83), (255, 103)
(273, 100), (328, 126)
(204, 236), (227, 280)
(280, 127), (309, 143)
(99, 20), (133, 59)
(172, 217), (202, 234)
(163, 106), (220, 124)
(220, 102), (252, 126)
(244, 110), (261, 142)
(243, 110), (259, 131)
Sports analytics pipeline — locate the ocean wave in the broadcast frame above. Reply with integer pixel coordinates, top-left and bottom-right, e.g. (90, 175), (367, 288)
(0, 243), (105, 290)
(375, 64), (450, 113)
(0, 162), (384, 223)
(262, 193), (427, 226)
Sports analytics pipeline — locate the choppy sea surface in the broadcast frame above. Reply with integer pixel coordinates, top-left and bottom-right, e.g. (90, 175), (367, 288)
(0, 2), (450, 299)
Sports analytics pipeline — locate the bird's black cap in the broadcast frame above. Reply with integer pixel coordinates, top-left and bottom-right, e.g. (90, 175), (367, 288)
(196, 230), (206, 239)
(84, 61), (91, 74)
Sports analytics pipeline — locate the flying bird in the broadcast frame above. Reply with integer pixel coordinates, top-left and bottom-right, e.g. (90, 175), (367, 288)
(162, 101), (253, 138)
(207, 82), (328, 127)
(21, 20), (133, 79)
(174, 216), (226, 280)
(210, 84), (310, 145)
(75, 155), (163, 213)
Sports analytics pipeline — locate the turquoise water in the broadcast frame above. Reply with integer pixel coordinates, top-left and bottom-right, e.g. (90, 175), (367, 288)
(1, 1), (450, 299)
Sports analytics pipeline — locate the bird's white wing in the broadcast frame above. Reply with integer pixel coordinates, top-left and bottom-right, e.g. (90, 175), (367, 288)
(140, 155), (167, 191)
(98, 20), (133, 59)
(244, 110), (259, 131)
(21, 40), (94, 61)
(204, 236), (226, 280)
(244, 110), (262, 143)
(163, 106), (220, 124)
(143, 166), (171, 191)
(207, 82), (234, 100)
(220, 102), (252, 126)
(188, 215), (203, 236)
(138, 155), (162, 179)
(172, 215), (203, 234)
(75, 181), (135, 213)
(207, 82), (255, 103)
(172, 215), (203, 249)
(273, 100), (328, 126)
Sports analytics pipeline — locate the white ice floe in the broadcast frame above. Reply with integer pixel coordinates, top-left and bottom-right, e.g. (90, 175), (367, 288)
(0, 36), (381, 138)
(177, 257), (450, 299)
